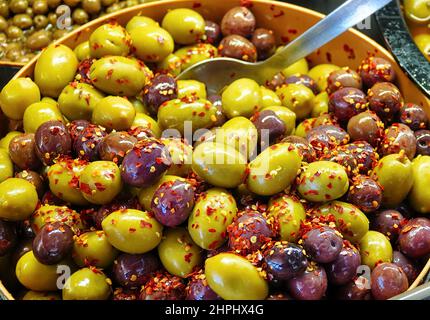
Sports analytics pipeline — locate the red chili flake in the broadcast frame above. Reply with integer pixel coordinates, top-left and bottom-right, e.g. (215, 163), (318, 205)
(287, 29), (297, 34)
(281, 36), (289, 43)
(129, 228), (136, 233)
(206, 207), (216, 216)
(273, 10), (285, 18)
(140, 220), (153, 229)
(184, 253), (193, 263)
(80, 182), (92, 195)
(208, 228), (216, 233)
(327, 183), (333, 189)
(326, 52), (332, 63)
(208, 240), (219, 250)
(198, 111), (205, 117)
(240, 0), (253, 8)
(192, 2), (201, 8)
(95, 182), (106, 192)
(306, 190), (319, 195)
(155, 157), (164, 164)
(68, 175), (80, 189)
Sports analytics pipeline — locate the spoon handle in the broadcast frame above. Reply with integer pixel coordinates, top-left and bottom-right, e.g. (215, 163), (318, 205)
(265, 0), (393, 70)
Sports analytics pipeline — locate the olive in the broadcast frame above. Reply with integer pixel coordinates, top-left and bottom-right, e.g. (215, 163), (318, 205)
(335, 281), (372, 300)
(72, 231), (118, 268)
(326, 246), (361, 286)
(73, 124), (107, 161)
(8, 133), (41, 170)
(142, 73), (178, 116)
(161, 138), (193, 177)
(368, 82), (403, 123)
(260, 86), (282, 108)
(358, 56), (396, 88)
(23, 102), (65, 134)
(306, 125), (349, 156)
(308, 64), (340, 92)
(82, 0), (102, 14)
(281, 135), (316, 163)
(251, 28), (276, 60)
(33, 15), (48, 29)
(371, 263), (408, 300)
(219, 34), (257, 62)
(347, 110), (384, 147)
(204, 20), (221, 44)
(32, 222), (74, 265)
(347, 175), (382, 213)
(74, 42), (91, 61)
(186, 272), (221, 300)
(399, 103), (428, 130)
(327, 67), (363, 94)
(94, 197), (140, 230)
(287, 265), (327, 300)
(221, 6), (256, 38)
(161, 8), (205, 45)
(251, 109), (286, 146)
(68, 120), (91, 143)
(6, 25), (23, 39)
(398, 218), (430, 258)
(26, 30), (52, 50)
(174, 43), (218, 70)
(359, 231), (393, 269)
(177, 80), (207, 99)
(12, 14), (32, 29)
(0, 178), (38, 221)
(72, 8), (89, 25)
(113, 252), (160, 289)
(371, 210), (404, 242)
(0, 220), (17, 256)
(32, 0), (48, 14)
(125, 16), (158, 33)
(92, 96), (136, 131)
(392, 251), (419, 284)
(22, 291), (61, 300)
(415, 130), (430, 155)
(98, 131), (137, 164)
(276, 84), (315, 120)
(63, 268), (111, 300)
(380, 123), (416, 160)
(328, 87), (367, 123)
(303, 226), (343, 263)
(89, 23), (131, 58)
(140, 272), (186, 300)
(10, 0), (29, 14)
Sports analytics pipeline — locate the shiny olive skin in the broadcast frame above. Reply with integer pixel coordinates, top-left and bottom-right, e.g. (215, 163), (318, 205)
(335, 281), (372, 300)
(188, 188), (237, 250)
(327, 67), (363, 94)
(162, 8), (205, 45)
(125, 16), (158, 33)
(358, 56), (396, 88)
(158, 98), (217, 134)
(328, 87), (367, 123)
(303, 226), (343, 263)
(297, 161), (349, 202)
(143, 73), (177, 116)
(121, 139), (172, 188)
(21, 291), (61, 300)
(158, 228), (202, 278)
(409, 156), (430, 214)
(398, 218), (430, 258)
(32, 222), (74, 265)
(139, 272), (186, 300)
(308, 64), (340, 92)
(89, 23), (131, 58)
(89, 56), (147, 97)
(306, 125), (349, 156)
(228, 211), (273, 254)
(47, 159), (89, 206)
(371, 263), (408, 300)
(113, 252), (160, 289)
(92, 96), (136, 131)
(371, 210), (404, 242)
(23, 102), (65, 134)
(347, 111), (384, 147)
(186, 273), (221, 300)
(0, 220), (17, 256)
(371, 153), (413, 208)
(404, 0), (430, 23)
(263, 242), (308, 281)
(73, 124), (107, 161)
(174, 43), (218, 70)
(222, 78), (261, 118)
(260, 86), (282, 108)
(326, 246), (361, 286)
(219, 34), (257, 62)
(251, 109), (286, 146)
(161, 138), (193, 177)
(347, 175), (382, 213)
(368, 82), (403, 122)
(35, 120), (72, 165)
(392, 251), (419, 284)
(130, 25), (174, 63)
(157, 53), (182, 76)
(58, 82), (105, 121)
(205, 20), (221, 44)
(138, 175), (182, 211)
(132, 114), (162, 138)
(68, 120), (91, 143)
(31, 205), (84, 234)
(251, 28), (276, 60)
(177, 80), (207, 100)
(399, 103), (428, 130)
(34, 44), (78, 98)
(0, 178), (38, 221)
(313, 201), (369, 243)
(281, 135), (316, 163)
(311, 92), (329, 117)
(380, 123), (416, 160)
(192, 142), (247, 189)
(74, 41), (91, 61)
(102, 209), (163, 254)
(8, 133), (41, 170)
(221, 6), (256, 38)
(284, 74), (319, 95)
(98, 131), (137, 164)
(359, 231), (393, 269)
(80, 161), (122, 205)
(205, 253), (268, 300)
(0, 131), (21, 150)
(94, 197), (141, 230)
(63, 268), (111, 300)
(72, 231), (118, 268)
(276, 84), (315, 120)
(0, 148), (13, 183)
(415, 130), (430, 156)
(287, 265), (327, 300)
(247, 142), (302, 196)
(0, 77), (40, 120)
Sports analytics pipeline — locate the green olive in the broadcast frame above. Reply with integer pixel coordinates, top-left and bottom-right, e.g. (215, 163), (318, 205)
(22, 291), (61, 300)
(13, 13), (32, 29)
(281, 58), (309, 77)
(0, 77), (40, 120)
(408, 156), (430, 214)
(23, 102), (64, 133)
(162, 8), (205, 45)
(47, 159), (90, 206)
(157, 53), (182, 76)
(89, 56), (147, 97)
(130, 97), (150, 115)
(267, 194), (306, 242)
(132, 112), (162, 138)
(74, 41), (91, 61)
(359, 231), (393, 269)
(126, 15), (158, 33)
(0, 148), (13, 183)
(161, 138), (193, 177)
(261, 106), (296, 135)
(174, 43), (218, 70)
(158, 228), (202, 278)
(311, 91), (329, 117)
(102, 209), (163, 254)
(89, 23), (131, 58)
(371, 153), (413, 208)
(138, 175), (183, 210)
(34, 44), (78, 98)
(313, 201), (369, 243)
(58, 82), (105, 121)
(414, 34), (430, 58)
(177, 80), (207, 99)
(130, 25), (174, 63)
(297, 161), (349, 202)
(72, 231), (118, 268)
(63, 268), (111, 300)
(276, 84), (315, 120)
(294, 117), (316, 138)
(188, 188), (237, 250)
(404, 0), (430, 23)
(79, 161), (122, 205)
(205, 253), (268, 300)
(26, 29), (52, 51)
(40, 97), (58, 107)
(16, 251), (62, 292)
(260, 86), (282, 108)
(92, 96), (136, 131)
(31, 205), (84, 234)
(247, 142), (302, 196)
(308, 64), (340, 92)
(222, 78), (262, 118)
(215, 116), (258, 157)
(192, 141), (247, 189)
(0, 178), (38, 221)
(0, 131), (21, 149)
(157, 98), (217, 134)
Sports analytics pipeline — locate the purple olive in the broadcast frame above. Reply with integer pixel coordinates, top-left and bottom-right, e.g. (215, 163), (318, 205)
(205, 20), (221, 44)
(415, 129), (430, 156)
(326, 246), (361, 285)
(0, 220), (17, 256)
(399, 103), (428, 130)
(288, 265), (327, 300)
(142, 74), (178, 116)
(371, 263), (408, 300)
(98, 131), (137, 164)
(347, 175), (382, 213)
(73, 123), (107, 161)
(398, 218), (430, 258)
(371, 210), (404, 242)
(303, 226), (343, 263)
(35, 120), (72, 165)
(358, 56), (396, 89)
(368, 82), (403, 123)
(327, 68), (362, 94)
(251, 109), (286, 147)
(186, 274), (221, 300)
(328, 87), (367, 123)
(285, 74), (319, 95)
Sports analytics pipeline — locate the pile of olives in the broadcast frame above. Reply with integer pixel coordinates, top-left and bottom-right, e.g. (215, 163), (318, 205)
(0, 5), (430, 301)
(0, 0), (159, 63)
(403, 0), (430, 61)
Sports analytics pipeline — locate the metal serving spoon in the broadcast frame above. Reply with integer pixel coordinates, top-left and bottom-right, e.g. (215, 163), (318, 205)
(177, 0), (393, 95)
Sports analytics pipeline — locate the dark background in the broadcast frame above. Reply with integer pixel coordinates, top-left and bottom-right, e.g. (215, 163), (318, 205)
(0, 0), (387, 88)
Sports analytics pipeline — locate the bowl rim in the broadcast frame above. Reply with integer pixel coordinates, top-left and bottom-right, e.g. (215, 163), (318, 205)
(375, 0), (430, 98)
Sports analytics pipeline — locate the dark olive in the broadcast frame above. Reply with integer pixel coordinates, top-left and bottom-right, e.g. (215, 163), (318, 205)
(380, 123), (416, 160)
(94, 197), (141, 230)
(219, 35), (257, 62)
(303, 226), (343, 264)
(347, 111), (384, 147)
(35, 120), (72, 165)
(398, 218), (430, 259)
(251, 109), (286, 147)
(284, 74), (319, 95)
(205, 20), (221, 44)
(326, 246), (361, 286)
(0, 220), (17, 256)
(98, 131), (137, 164)
(287, 266), (327, 300)
(72, 8), (89, 25)
(392, 251), (419, 285)
(399, 103), (428, 131)
(282, 135), (316, 163)
(368, 82), (403, 123)
(73, 124), (107, 161)
(415, 130), (430, 156)
(371, 210), (404, 242)
(220, 6), (256, 38)
(140, 272), (186, 300)
(142, 74), (178, 116)
(208, 94), (227, 126)
(306, 125), (350, 156)
(15, 170), (45, 198)
(67, 120), (91, 143)
(358, 56), (396, 89)
(251, 28), (276, 60)
(186, 273), (221, 300)
(328, 87), (367, 123)
(266, 72), (286, 91)
(347, 175), (382, 213)
(9, 133), (42, 170)
(327, 68), (362, 94)
(371, 263), (408, 300)
(335, 281), (372, 300)
(128, 126), (155, 141)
